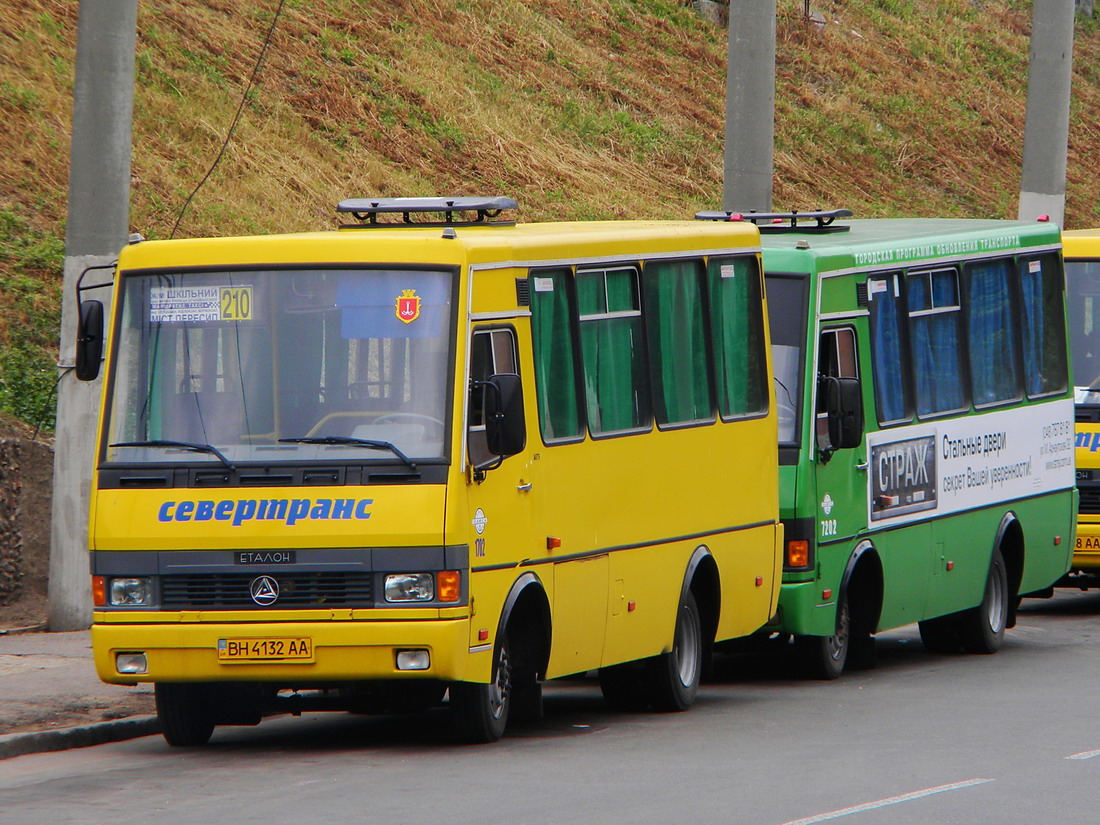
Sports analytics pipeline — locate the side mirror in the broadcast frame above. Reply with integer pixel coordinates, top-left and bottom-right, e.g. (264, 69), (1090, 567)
(817, 375), (863, 457)
(75, 299), (104, 381)
(484, 373), (526, 458)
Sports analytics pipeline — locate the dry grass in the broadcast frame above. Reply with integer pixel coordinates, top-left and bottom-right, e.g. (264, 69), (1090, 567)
(1, 0), (1100, 425)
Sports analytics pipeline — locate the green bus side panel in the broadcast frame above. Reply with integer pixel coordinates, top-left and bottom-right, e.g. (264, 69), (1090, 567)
(776, 490), (1075, 636)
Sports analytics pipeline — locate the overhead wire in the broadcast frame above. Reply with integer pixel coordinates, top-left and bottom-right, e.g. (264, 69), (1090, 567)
(169, 0), (288, 239)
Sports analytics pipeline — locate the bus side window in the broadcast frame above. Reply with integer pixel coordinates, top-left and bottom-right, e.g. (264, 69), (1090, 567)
(907, 268), (967, 417)
(468, 327), (519, 466)
(1019, 252), (1069, 398)
(577, 266), (653, 436)
(867, 274), (912, 426)
(707, 255), (769, 421)
(529, 268), (585, 442)
(642, 257), (714, 427)
(964, 258), (1022, 407)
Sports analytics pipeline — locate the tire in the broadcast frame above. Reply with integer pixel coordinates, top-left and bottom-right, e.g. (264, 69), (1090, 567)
(598, 663), (650, 712)
(958, 547), (1009, 654)
(645, 590), (703, 712)
(918, 614), (962, 653)
(451, 632), (512, 743)
(155, 683), (215, 747)
(796, 590), (850, 680)
(510, 678), (544, 726)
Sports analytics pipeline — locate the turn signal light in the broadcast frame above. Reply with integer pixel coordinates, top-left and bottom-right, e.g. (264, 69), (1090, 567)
(437, 571), (461, 602)
(92, 576), (107, 607)
(787, 540), (810, 568)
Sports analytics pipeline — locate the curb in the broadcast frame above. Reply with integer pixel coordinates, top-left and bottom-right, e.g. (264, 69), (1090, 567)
(0, 623), (50, 636)
(0, 715), (161, 760)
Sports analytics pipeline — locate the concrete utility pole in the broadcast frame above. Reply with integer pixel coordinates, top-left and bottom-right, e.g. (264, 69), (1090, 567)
(50, 0), (138, 630)
(1017, 0), (1075, 226)
(723, 0), (776, 212)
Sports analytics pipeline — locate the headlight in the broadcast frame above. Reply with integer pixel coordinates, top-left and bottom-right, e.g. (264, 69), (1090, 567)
(385, 573), (434, 602)
(109, 577), (153, 606)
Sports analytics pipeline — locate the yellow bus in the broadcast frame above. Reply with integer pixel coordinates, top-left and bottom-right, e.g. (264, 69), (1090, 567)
(76, 197), (783, 745)
(1064, 228), (1100, 589)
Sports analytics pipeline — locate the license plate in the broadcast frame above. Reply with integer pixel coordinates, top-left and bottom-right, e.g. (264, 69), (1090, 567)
(217, 637), (314, 662)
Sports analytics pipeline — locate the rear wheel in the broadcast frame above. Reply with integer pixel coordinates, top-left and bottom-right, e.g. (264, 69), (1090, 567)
(958, 547), (1009, 654)
(451, 632), (512, 743)
(155, 683), (215, 747)
(645, 590), (702, 712)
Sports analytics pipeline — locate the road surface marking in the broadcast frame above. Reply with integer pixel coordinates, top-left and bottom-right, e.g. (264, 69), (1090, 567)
(778, 778), (995, 825)
(1066, 749), (1100, 760)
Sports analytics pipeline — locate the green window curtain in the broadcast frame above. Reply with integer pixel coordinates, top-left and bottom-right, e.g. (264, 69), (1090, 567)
(643, 259), (713, 425)
(578, 268), (651, 434)
(529, 269), (583, 440)
(707, 256), (768, 418)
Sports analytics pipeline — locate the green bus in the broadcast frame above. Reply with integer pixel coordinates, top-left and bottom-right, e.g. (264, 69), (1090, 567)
(698, 210), (1076, 678)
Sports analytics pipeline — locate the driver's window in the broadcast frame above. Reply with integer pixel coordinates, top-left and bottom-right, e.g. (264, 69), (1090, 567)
(816, 327), (858, 445)
(468, 327), (518, 466)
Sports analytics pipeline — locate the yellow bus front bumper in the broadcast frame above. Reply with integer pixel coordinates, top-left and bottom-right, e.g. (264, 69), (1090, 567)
(1073, 520), (1100, 572)
(92, 615), (477, 686)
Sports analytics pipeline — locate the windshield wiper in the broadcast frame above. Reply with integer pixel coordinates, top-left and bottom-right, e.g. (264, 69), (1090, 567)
(278, 436), (417, 471)
(109, 439), (237, 470)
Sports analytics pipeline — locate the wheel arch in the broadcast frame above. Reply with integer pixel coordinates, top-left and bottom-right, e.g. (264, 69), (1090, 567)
(681, 545), (721, 646)
(497, 571), (552, 680)
(841, 540), (884, 634)
(995, 511), (1024, 628)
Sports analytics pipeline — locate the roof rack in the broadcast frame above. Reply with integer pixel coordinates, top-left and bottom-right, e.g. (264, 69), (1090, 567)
(695, 208), (852, 233)
(337, 197), (518, 228)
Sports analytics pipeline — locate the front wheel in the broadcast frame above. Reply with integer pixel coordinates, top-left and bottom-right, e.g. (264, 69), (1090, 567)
(918, 614), (962, 653)
(599, 663), (650, 712)
(795, 591), (850, 680)
(155, 683), (215, 747)
(450, 632), (512, 743)
(958, 547), (1009, 654)
(645, 590), (703, 712)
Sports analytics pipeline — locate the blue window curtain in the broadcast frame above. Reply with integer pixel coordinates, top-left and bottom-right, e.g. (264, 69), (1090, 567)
(867, 275), (910, 424)
(908, 271), (966, 416)
(1020, 253), (1069, 398)
(965, 259), (1020, 406)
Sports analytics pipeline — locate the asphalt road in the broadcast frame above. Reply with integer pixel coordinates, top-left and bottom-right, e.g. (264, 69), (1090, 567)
(1, 590), (1098, 825)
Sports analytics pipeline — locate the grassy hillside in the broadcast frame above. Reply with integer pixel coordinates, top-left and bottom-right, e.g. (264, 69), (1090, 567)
(1, 0), (1099, 429)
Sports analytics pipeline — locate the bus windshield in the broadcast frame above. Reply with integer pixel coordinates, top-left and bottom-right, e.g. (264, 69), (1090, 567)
(1066, 258), (1100, 392)
(764, 273), (808, 447)
(104, 267), (455, 465)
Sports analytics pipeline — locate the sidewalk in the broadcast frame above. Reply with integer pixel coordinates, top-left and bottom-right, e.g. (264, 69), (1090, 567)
(0, 624), (159, 759)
